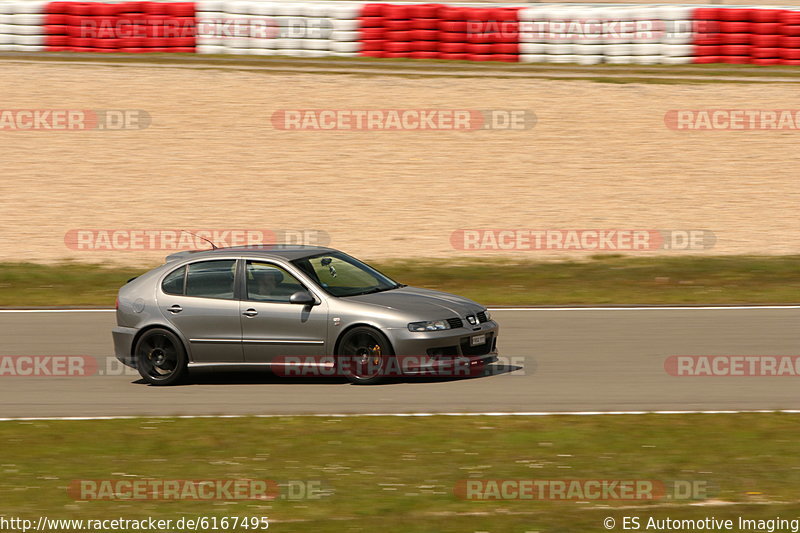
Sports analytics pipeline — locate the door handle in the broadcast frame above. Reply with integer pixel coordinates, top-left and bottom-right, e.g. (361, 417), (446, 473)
(243, 308), (258, 318)
(167, 305), (183, 314)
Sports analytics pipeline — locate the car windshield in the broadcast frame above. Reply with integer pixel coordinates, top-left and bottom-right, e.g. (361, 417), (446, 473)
(291, 251), (402, 297)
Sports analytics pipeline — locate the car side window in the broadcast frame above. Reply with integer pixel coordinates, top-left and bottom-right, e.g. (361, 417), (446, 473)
(246, 262), (305, 303)
(185, 260), (236, 300)
(161, 266), (186, 295)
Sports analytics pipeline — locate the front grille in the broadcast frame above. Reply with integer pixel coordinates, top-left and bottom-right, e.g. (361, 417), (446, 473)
(447, 317), (464, 329)
(477, 311), (488, 323)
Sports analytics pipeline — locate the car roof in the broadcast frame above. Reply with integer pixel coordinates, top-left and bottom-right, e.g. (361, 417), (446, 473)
(165, 245), (337, 263)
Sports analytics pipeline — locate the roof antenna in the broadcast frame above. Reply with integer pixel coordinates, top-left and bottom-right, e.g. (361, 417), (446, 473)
(181, 229), (218, 250)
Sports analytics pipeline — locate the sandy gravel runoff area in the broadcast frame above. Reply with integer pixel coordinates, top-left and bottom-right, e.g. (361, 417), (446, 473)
(0, 62), (798, 265)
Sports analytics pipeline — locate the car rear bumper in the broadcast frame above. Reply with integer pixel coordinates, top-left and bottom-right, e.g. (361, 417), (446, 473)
(113, 326), (137, 368)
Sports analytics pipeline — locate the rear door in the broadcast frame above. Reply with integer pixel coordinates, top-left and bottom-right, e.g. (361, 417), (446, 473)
(240, 260), (328, 363)
(157, 259), (243, 363)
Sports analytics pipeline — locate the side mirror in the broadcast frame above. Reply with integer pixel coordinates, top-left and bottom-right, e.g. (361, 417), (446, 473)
(289, 291), (316, 305)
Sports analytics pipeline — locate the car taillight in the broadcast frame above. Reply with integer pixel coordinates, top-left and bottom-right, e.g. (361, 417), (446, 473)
(115, 297), (119, 310)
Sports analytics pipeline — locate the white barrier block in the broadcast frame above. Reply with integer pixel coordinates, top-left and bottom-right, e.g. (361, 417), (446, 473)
(519, 53), (546, 63)
(606, 55), (635, 64)
(331, 39), (359, 52)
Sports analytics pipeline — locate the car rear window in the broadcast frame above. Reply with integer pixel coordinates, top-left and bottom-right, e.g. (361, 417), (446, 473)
(185, 260), (236, 300)
(161, 266), (186, 295)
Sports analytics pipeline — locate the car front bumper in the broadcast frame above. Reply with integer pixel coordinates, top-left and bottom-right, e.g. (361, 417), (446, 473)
(112, 326), (137, 368)
(386, 320), (499, 375)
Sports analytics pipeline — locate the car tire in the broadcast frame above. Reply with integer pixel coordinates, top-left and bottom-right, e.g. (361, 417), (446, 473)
(134, 328), (188, 386)
(336, 327), (394, 385)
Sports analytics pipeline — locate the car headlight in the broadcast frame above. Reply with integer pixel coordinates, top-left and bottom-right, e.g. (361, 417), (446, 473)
(408, 320), (451, 332)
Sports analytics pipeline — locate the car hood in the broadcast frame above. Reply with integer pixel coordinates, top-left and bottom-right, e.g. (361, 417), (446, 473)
(344, 286), (484, 318)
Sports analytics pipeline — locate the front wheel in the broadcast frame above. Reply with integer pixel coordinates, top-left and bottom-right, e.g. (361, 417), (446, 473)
(134, 328), (187, 386)
(336, 327), (394, 385)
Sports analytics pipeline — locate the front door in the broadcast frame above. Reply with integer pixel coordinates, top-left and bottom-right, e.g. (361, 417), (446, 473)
(240, 261), (328, 363)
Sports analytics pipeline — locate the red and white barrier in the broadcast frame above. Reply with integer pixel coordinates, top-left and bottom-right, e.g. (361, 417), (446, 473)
(1, 1), (800, 65)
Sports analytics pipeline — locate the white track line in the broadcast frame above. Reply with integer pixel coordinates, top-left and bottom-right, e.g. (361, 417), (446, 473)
(1, 410), (800, 422)
(0, 306), (798, 314)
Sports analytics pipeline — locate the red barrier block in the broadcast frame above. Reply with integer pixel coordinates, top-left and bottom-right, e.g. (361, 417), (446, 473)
(408, 4), (441, 18)
(467, 42), (491, 54)
(439, 41), (466, 53)
(409, 29), (437, 40)
(45, 13), (67, 24)
(721, 33), (750, 44)
(439, 20), (466, 32)
(723, 55), (751, 63)
(438, 52), (467, 60)
(752, 34), (781, 47)
(383, 4), (408, 19)
(412, 40), (437, 51)
(751, 9), (782, 23)
(45, 24), (68, 35)
(782, 24), (800, 36)
(752, 47), (781, 58)
(719, 8), (751, 21)
(360, 27), (385, 40)
(386, 19), (412, 31)
(493, 42), (518, 54)
(781, 11), (800, 24)
(67, 3), (93, 15)
(409, 50), (438, 59)
(694, 44), (720, 56)
(440, 31), (466, 42)
(466, 53), (493, 61)
(89, 3), (119, 16)
(143, 2), (169, 15)
(385, 30), (411, 41)
(693, 55), (722, 63)
(167, 2), (195, 17)
(359, 39), (385, 51)
(360, 50), (384, 57)
(46, 2), (71, 14)
(781, 47), (800, 59)
(780, 58), (800, 64)
(720, 44), (751, 55)
(360, 4), (384, 18)
(752, 22), (782, 34)
(45, 34), (69, 45)
(693, 8), (720, 20)
(384, 40), (413, 52)
(752, 57), (781, 64)
(780, 35), (800, 47)
(719, 21), (750, 33)
(410, 18), (438, 30)
(493, 54), (518, 62)
(359, 16), (385, 28)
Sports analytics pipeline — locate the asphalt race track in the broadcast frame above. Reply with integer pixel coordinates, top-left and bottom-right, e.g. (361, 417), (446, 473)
(0, 308), (797, 418)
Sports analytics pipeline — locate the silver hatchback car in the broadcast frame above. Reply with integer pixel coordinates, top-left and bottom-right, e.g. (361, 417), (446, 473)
(113, 246), (499, 385)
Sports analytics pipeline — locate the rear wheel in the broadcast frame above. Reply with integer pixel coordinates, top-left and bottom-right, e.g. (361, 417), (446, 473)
(134, 328), (187, 386)
(336, 327), (394, 385)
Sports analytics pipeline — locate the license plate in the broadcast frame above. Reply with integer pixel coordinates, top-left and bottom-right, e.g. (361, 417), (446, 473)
(470, 334), (486, 346)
